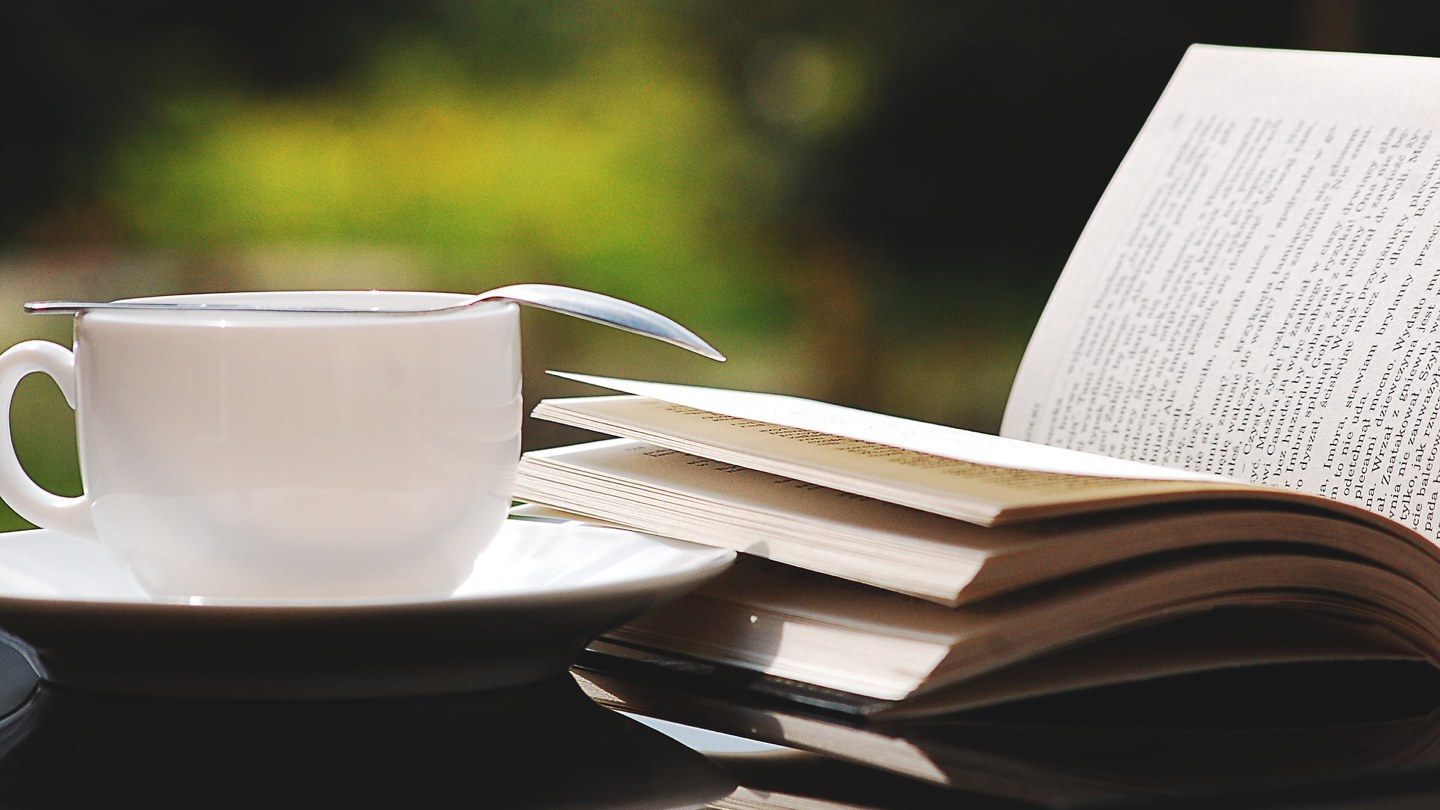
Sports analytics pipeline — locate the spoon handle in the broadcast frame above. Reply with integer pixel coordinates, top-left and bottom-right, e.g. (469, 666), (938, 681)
(483, 285), (726, 361)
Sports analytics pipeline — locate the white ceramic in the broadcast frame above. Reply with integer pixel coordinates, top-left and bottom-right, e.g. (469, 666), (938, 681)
(0, 290), (522, 600)
(0, 519), (734, 698)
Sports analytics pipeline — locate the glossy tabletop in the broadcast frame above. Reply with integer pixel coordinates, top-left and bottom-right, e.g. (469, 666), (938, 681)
(1, 638), (1440, 809)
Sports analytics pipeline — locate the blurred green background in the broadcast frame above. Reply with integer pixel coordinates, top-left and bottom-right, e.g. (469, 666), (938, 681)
(0, 0), (1437, 531)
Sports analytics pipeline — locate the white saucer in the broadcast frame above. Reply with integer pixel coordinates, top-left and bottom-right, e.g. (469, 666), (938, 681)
(0, 518), (734, 699)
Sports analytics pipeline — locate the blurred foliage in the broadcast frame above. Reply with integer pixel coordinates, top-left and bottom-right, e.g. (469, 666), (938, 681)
(3, 0), (1440, 533)
(103, 20), (789, 331)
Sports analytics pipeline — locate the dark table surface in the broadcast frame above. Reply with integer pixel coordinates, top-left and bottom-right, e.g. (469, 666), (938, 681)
(3, 637), (1440, 809)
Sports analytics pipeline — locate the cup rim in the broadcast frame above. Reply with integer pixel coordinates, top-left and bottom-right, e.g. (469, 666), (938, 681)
(81, 290), (511, 327)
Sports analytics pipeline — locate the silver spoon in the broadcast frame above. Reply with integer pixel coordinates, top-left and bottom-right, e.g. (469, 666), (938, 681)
(25, 283), (726, 361)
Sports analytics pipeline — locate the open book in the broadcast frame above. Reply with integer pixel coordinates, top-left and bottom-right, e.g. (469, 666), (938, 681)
(515, 45), (1440, 720)
(514, 373), (1437, 717)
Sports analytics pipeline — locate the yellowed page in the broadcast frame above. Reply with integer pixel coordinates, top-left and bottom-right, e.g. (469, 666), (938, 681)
(1003, 45), (1440, 544)
(610, 552), (1440, 701)
(552, 371), (1222, 481)
(516, 438), (991, 603)
(516, 440), (1440, 605)
(532, 387), (1298, 525)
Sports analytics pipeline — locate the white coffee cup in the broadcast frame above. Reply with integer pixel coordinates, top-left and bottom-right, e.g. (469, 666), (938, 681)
(0, 291), (522, 601)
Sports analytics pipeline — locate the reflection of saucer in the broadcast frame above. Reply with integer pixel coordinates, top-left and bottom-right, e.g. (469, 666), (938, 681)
(0, 676), (737, 809)
(0, 520), (734, 699)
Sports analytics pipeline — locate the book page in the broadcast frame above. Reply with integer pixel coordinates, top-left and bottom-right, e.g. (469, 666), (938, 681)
(519, 438), (999, 604)
(610, 551), (1440, 701)
(1004, 45), (1440, 542)
(549, 372), (1226, 480)
(518, 439), (1440, 605)
(530, 390), (1276, 525)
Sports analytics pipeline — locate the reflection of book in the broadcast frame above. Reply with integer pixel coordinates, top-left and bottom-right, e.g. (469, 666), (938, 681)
(519, 46), (1440, 718)
(575, 657), (1440, 807)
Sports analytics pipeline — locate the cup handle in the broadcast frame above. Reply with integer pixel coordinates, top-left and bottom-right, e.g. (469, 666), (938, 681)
(0, 341), (96, 541)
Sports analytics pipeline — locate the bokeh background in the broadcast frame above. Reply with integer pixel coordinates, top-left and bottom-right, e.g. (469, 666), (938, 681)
(0, 0), (1437, 531)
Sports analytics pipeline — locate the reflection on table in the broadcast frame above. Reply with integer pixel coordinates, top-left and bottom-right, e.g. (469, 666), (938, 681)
(0, 640), (732, 809)
(580, 651), (1440, 809)
(5, 632), (1440, 808)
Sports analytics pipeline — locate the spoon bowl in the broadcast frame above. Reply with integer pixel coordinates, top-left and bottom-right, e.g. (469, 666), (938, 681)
(26, 283), (725, 361)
